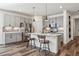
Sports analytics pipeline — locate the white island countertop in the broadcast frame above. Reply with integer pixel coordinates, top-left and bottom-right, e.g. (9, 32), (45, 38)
(27, 33), (62, 37)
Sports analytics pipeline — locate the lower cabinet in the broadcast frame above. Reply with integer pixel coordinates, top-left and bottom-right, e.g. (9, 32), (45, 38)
(5, 33), (22, 44)
(16, 33), (22, 42)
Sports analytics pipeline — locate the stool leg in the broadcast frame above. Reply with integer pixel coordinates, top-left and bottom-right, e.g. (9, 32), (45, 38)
(45, 44), (46, 55)
(26, 41), (29, 48)
(48, 43), (50, 53)
(39, 43), (41, 52)
(31, 40), (32, 49)
(34, 40), (36, 48)
(43, 44), (44, 50)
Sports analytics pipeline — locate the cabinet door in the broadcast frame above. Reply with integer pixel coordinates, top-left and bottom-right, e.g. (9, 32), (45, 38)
(5, 33), (17, 43)
(16, 33), (22, 42)
(20, 17), (24, 23)
(5, 33), (12, 43)
(10, 15), (16, 27)
(15, 16), (20, 27)
(12, 33), (17, 42)
(4, 14), (11, 26)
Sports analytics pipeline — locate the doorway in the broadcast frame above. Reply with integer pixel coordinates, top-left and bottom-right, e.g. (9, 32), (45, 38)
(74, 18), (79, 37)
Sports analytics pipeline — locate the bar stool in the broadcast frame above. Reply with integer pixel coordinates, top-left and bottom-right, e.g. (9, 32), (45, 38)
(25, 35), (30, 47)
(25, 34), (36, 49)
(30, 37), (36, 49)
(38, 35), (50, 55)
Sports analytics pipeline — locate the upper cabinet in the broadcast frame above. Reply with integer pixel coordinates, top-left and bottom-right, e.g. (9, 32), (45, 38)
(4, 14), (11, 26)
(3, 14), (32, 27)
(48, 16), (63, 28)
(14, 16), (20, 27)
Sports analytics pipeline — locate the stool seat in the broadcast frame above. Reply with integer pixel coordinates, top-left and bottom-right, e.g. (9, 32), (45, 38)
(30, 38), (36, 40)
(40, 40), (49, 44)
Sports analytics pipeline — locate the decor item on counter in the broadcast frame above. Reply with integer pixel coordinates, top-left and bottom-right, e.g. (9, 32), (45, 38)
(13, 27), (20, 31)
(43, 26), (50, 33)
(49, 23), (58, 33)
(49, 24), (51, 27)
(45, 27), (50, 31)
(20, 22), (24, 27)
(20, 27), (25, 32)
(51, 27), (58, 33)
(31, 24), (35, 33)
(24, 21), (29, 32)
(4, 26), (12, 32)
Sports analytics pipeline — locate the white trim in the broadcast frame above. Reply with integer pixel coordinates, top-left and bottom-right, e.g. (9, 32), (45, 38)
(71, 15), (79, 40)
(48, 13), (63, 18)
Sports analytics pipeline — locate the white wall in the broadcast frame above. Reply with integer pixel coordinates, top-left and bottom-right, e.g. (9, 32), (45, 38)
(0, 13), (5, 44)
(63, 10), (72, 44)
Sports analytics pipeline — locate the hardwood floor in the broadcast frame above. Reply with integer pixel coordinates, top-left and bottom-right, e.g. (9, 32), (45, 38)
(0, 37), (79, 56)
(59, 36), (79, 56)
(0, 42), (55, 56)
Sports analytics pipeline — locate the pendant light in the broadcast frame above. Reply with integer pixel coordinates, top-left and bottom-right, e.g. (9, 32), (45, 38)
(33, 7), (35, 22)
(45, 3), (48, 21)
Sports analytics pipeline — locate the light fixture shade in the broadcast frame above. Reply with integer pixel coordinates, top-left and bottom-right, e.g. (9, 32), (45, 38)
(44, 16), (48, 21)
(33, 18), (35, 22)
(46, 16), (48, 20)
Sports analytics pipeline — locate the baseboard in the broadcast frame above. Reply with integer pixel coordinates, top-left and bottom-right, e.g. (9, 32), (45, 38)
(5, 41), (25, 45)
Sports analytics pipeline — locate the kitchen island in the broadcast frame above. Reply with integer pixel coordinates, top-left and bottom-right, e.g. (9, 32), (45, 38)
(26, 33), (62, 54)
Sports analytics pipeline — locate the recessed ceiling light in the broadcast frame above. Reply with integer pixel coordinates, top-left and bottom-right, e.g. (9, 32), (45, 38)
(60, 5), (62, 9)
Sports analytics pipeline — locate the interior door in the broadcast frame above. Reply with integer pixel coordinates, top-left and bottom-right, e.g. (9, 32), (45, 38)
(75, 19), (79, 36)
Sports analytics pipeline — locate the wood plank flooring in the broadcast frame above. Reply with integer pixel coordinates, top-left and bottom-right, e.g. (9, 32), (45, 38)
(0, 37), (79, 56)
(59, 36), (79, 56)
(0, 42), (55, 56)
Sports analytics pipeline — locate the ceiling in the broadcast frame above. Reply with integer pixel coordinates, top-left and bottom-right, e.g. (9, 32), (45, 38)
(0, 3), (79, 16)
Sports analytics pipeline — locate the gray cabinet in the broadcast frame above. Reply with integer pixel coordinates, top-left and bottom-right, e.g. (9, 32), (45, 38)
(5, 33), (16, 43)
(5, 33), (22, 44)
(16, 33), (22, 42)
